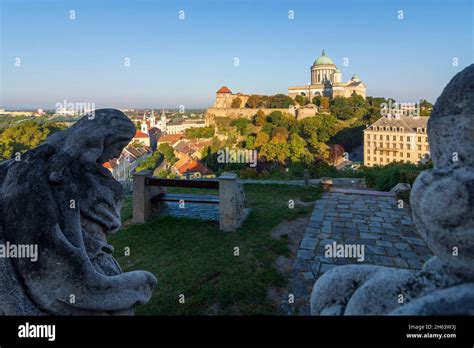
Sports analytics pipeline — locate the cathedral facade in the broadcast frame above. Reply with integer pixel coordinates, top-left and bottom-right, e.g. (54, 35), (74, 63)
(288, 50), (366, 100)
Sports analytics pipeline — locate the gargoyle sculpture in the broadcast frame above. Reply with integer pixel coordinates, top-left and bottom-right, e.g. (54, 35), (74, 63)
(0, 109), (157, 315)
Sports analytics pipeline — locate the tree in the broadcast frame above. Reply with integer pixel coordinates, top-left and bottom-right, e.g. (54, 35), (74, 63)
(295, 95), (309, 106)
(246, 95), (263, 108)
(288, 133), (308, 163)
(231, 97), (242, 108)
(265, 94), (295, 108)
(254, 132), (270, 148)
(259, 140), (290, 164)
(185, 127), (215, 139)
(230, 118), (250, 136)
(329, 144), (345, 165)
(136, 151), (164, 172)
(253, 110), (266, 126)
(312, 95), (331, 108)
(245, 135), (256, 149)
(158, 143), (177, 165)
(0, 121), (64, 160)
(271, 127), (289, 143)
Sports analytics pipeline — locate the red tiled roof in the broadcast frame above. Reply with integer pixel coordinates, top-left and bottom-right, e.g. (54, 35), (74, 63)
(177, 159), (214, 175)
(217, 86), (232, 94)
(103, 159), (117, 169)
(158, 133), (184, 144)
(134, 131), (149, 138)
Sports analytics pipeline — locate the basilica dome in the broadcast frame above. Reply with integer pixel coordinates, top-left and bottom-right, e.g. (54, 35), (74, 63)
(313, 50), (334, 65)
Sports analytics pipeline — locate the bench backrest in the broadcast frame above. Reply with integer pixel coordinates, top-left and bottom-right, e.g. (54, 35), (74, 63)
(145, 178), (219, 189)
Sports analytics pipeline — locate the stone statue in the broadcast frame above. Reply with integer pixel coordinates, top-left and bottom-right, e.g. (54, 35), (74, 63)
(310, 65), (474, 315)
(0, 109), (157, 315)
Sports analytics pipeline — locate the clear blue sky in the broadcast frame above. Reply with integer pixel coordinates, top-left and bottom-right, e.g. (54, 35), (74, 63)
(1, 0), (472, 109)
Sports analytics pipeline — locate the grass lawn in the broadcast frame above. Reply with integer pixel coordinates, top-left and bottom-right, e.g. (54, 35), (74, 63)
(109, 183), (321, 315)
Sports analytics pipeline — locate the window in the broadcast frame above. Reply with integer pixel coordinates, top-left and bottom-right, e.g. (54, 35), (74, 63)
(418, 154), (422, 159)
(407, 136), (411, 142)
(393, 135), (396, 141)
(407, 153), (411, 158)
(368, 134), (371, 139)
(418, 145), (422, 150)
(400, 143), (404, 149)
(418, 136), (422, 142)
(386, 158), (389, 162)
(407, 144), (411, 150)
(368, 149), (371, 154)
(374, 157), (377, 162)
(380, 142), (383, 147)
(367, 156), (371, 161)
(380, 150), (384, 155)
(379, 135), (383, 140)
(400, 136), (404, 141)
(393, 143), (397, 149)
(386, 135), (389, 140)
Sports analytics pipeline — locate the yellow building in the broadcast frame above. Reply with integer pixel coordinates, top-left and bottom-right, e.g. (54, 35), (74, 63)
(364, 115), (430, 167)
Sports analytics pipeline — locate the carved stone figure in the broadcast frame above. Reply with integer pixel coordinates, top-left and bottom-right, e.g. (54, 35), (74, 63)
(0, 109), (157, 315)
(310, 65), (474, 315)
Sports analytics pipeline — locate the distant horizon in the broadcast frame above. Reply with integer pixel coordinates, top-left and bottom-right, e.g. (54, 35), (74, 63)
(1, 0), (472, 109)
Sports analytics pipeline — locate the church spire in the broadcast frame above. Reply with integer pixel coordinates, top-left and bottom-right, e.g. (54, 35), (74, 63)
(322, 49), (326, 56)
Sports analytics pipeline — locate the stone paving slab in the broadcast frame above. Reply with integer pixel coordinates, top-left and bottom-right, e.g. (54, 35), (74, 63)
(285, 189), (433, 315)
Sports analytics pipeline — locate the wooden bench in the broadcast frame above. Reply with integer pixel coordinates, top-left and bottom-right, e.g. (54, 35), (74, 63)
(132, 171), (247, 232)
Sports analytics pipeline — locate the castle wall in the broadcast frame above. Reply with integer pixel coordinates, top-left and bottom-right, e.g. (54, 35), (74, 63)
(205, 107), (295, 125)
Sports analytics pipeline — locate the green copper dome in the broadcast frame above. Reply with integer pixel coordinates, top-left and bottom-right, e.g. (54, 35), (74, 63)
(313, 49), (334, 65)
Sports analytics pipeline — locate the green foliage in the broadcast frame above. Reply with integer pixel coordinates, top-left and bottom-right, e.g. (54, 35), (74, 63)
(259, 141), (290, 164)
(295, 95), (309, 106)
(185, 127), (215, 139)
(254, 132), (270, 148)
(329, 124), (365, 152)
(0, 121), (64, 160)
(253, 110), (266, 126)
(244, 135), (256, 149)
(136, 151), (163, 172)
(265, 94), (295, 109)
(230, 118), (251, 136)
(312, 96), (329, 109)
(358, 162), (432, 191)
(158, 143), (178, 165)
(330, 93), (368, 121)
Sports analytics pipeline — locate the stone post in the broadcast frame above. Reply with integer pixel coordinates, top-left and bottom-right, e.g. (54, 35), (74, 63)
(304, 169), (309, 188)
(132, 170), (153, 224)
(218, 172), (245, 232)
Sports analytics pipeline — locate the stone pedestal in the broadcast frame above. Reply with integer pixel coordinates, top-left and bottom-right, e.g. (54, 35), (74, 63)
(132, 170), (165, 224)
(219, 172), (246, 232)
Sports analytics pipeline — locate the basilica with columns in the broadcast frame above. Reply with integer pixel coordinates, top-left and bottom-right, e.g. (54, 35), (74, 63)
(288, 50), (366, 100)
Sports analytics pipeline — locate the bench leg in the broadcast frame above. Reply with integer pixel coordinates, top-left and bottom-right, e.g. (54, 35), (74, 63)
(219, 172), (245, 232)
(133, 171), (152, 224)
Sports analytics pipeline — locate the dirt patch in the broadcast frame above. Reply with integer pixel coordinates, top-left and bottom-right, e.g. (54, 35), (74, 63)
(271, 215), (310, 255)
(267, 215), (311, 312)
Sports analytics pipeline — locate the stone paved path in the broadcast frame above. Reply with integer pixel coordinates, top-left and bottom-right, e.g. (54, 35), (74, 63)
(286, 189), (433, 315)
